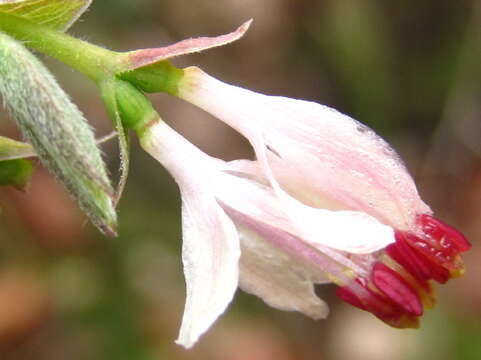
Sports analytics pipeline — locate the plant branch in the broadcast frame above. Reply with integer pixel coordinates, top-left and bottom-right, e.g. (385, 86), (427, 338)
(0, 12), (119, 82)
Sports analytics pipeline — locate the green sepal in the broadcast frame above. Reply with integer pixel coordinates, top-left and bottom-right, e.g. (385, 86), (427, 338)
(119, 61), (184, 95)
(100, 78), (162, 203)
(0, 158), (34, 191)
(112, 79), (158, 131)
(99, 78), (131, 206)
(0, 0), (91, 31)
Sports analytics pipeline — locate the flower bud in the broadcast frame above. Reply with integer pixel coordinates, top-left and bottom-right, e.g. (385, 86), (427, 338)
(0, 31), (116, 236)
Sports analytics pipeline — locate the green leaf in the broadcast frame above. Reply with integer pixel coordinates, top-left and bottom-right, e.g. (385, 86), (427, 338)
(0, 158), (34, 191)
(0, 31), (117, 236)
(0, 135), (35, 160)
(0, 0), (91, 31)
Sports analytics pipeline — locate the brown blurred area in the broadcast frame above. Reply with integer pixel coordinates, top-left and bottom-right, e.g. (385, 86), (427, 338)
(1, 0), (481, 359)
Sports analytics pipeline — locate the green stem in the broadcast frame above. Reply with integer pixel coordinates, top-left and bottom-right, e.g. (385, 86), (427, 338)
(0, 12), (119, 82)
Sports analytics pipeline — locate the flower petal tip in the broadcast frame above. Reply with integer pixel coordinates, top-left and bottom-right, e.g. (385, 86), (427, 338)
(239, 18), (253, 34)
(174, 337), (195, 350)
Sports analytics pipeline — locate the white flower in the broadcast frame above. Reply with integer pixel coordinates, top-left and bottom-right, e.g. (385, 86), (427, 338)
(118, 19), (469, 348)
(139, 115), (469, 348)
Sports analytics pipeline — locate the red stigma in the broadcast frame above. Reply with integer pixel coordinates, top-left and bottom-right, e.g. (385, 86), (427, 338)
(336, 214), (470, 328)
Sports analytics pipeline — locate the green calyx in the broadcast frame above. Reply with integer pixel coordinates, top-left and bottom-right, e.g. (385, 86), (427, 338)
(112, 80), (158, 132)
(118, 61), (184, 96)
(98, 77), (162, 205)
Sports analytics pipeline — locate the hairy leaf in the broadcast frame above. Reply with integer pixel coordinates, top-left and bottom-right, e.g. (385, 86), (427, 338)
(0, 31), (117, 235)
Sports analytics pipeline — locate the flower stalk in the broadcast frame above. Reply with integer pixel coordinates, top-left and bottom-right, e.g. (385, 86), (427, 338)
(0, 11), (118, 82)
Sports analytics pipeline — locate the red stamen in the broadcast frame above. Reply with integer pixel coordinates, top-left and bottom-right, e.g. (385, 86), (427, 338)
(387, 232), (450, 283)
(336, 281), (419, 328)
(401, 215), (470, 274)
(372, 263), (423, 316)
(418, 214), (471, 252)
(336, 214), (469, 328)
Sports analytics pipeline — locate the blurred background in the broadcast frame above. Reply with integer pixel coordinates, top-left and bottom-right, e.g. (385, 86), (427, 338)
(0, 0), (480, 359)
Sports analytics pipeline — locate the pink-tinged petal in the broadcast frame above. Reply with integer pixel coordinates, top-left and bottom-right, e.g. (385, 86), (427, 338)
(238, 226), (329, 320)
(178, 67), (431, 232)
(222, 203), (361, 286)
(215, 172), (382, 276)
(218, 148), (395, 254)
(124, 20), (252, 71)
(176, 191), (240, 348)
(140, 121), (241, 348)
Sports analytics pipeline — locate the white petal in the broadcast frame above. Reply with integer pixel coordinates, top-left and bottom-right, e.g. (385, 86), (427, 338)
(215, 172), (383, 286)
(140, 121), (241, 348)
(179, 68), (431, 231)
(251, 147), (394, 256)
(176, 192), (240, 348)
(238, 226), (329, 319)
(258, 147), (396, 254)
(285, 202), (395, 254)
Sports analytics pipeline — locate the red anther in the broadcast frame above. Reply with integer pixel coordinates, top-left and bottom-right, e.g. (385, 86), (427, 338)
(388, 231), (450, 284)
(336, 278), (420, 329)
(418, 214), (471, 252)
(336, 281), (397, 318)
(335, 214), (469, 329)
(372, 263), (423, 316)
(387, 233), (430, 282)
(392, 215), (471, 272)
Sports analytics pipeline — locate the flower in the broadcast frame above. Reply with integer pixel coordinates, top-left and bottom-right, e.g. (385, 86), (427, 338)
(138, 102), (469, 348)
(120, 19), (469, 347)
(174, 67), (470, 328)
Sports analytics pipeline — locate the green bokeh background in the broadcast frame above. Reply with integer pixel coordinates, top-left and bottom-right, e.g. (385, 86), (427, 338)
(0, 1), (480, 359)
